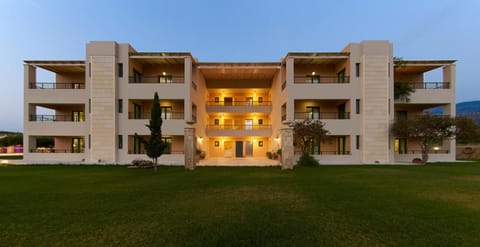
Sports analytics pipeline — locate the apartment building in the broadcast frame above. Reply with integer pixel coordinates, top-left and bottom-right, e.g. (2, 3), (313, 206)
(23, 40), (456, 165)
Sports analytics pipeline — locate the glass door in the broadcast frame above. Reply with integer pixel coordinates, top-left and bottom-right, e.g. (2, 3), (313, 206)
(245, 119), (253, 130)
(307, 107), (320, 119)
(71, 137), (84, 153)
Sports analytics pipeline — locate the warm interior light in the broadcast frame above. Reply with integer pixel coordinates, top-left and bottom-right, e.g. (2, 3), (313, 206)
(162, 72), (167, 76)
(312, 72), (316, 75)
(275, 136), (279, 142)
(433, 146), (440, 151)
(199, 136), (203, 142)
(1, 160), (8, 164)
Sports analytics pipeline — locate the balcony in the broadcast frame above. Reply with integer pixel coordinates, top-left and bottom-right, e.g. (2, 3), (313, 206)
(294, 112), (350, 120)
(30, 115), (85, 122)
(29, 82), (85, 89)
(206, 124), (272, 137)
(294, 75), (350, 84)
(128, 112), (184, 120)
(129, 76), (184, 84)
(395, 81), (450, 90)
(206, 101), (272, 113)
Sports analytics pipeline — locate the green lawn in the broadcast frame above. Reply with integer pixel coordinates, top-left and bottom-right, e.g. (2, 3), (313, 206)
(1, 163), (480, 246)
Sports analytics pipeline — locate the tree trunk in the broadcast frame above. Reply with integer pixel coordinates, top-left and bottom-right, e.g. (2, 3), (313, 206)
(421, 148), (429, 163)
(153, 157), (158, 173)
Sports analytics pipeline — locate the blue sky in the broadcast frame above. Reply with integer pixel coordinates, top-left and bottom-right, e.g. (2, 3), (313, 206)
(0, 0), (479, 132)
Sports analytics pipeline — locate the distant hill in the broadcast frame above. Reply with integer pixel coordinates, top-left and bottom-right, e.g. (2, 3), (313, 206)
(428, 100), (480, 124)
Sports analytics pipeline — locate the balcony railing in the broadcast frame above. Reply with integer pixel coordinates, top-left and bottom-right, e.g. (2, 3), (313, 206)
(128, 76), (184, 84)
(294, 150), (351, 155)
(206, 101), (272, 106)
(396, 150), (449, 154)
(294, 112), (350, 120)
(395, 81), (450, 89)
(128, 112), (184, 120)
(31, 148), (84, 153)
(29, 82), (85, 89)
(29, 115), (84, 122)
(207, 124), (272, 130)
(128, 150), (184, 155)
(294, 76), (350, 84)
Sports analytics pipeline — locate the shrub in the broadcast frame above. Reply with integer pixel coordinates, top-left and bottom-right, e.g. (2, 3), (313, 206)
(296, 154), (320, 166)
(132, 159), (154, 168)
(266, 151), (273, 159)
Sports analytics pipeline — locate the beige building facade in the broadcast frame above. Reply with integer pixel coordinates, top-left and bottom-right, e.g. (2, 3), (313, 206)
(23, 41), (456, 164)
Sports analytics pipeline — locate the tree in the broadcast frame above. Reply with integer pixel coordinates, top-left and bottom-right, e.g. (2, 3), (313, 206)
(455, 116), (480, 144)
(392, 114), (456, 163)
(290, 119), (329, 155)
(135, 92), (167, 172)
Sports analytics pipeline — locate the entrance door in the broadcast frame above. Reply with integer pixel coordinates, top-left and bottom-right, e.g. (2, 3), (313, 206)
(224, 141), (233, 158)
(235, 141), (243, 157)
(307, 106), (320, 119)
(71, 137), (84, 153)
(245, 141), (253, 157)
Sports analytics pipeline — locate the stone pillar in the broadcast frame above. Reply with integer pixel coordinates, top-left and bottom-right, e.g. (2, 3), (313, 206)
(184, 127), (196, 170)
(281, 127), (294, 170)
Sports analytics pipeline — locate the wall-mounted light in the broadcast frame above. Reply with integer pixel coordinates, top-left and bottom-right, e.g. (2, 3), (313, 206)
(162, 71), (167, 76)
(311, 72), (316, 75)
(198, 136), (203, 142)
(275, 136), (279, 142)
(433, 146), (440, 151)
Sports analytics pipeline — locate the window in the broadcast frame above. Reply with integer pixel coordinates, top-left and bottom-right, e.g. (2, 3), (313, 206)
(191, 104), (197, 122)
(306, 74), (320, 83)
(394, 138), (407, 154)
(133, 104), (142, 119)
(214, 140), (220, 147)
(258, 141), (263, 147)
(117, 63), (123, 77)
(133, 69), (141, 83)
(214, 119), (220, 125)
(281, 103), (287, 121)
(71, 138), (84, 153)
(88, 99), (91, 113)
(133, 136), (141, 154)
(246, 97), (253, 106)
(72, 111), (85, 122)
(118, 135), (123, 149)
(337, 136), (346, 155)
(307, 106), (320, 119)
(159, 74), (172, 83)
(308, 138), (320, 155)
(258, 97), (263, 103)
(214, 97), (219, 103)
(356, 63), (360, 77)
(337, 69), (346, 83)
(160, 106), (172, 119)
(162, 137), (172, 154)
(88, 134), (91, 149)
(88, 63), (91, 77)
(356, 135), (360, 150)
(118, 99), (123, 113)
(258, 119), (263, 125)
(356, 99), (360, 114)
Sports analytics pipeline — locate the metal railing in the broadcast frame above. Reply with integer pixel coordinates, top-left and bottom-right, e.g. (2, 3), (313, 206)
(395, 81), (450, 89)
(207, 124), (272, 130)
(31, 148), (84, 153)
(294, 76), (350, 84)
(206, 101), (272, 106)
(294, 150), (351, 155)
(29, 115), (85, 122)
(29, 82), (85, 89)
(128, 150), (183, 155)
(294, 112), (350, 120)
(396, 150), (450, 154)
(128, 112), (184, 120)
(128, 76), (184, 84)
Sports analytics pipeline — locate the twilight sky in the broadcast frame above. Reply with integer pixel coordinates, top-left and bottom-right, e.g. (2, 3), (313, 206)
(0, 0), (479, 132)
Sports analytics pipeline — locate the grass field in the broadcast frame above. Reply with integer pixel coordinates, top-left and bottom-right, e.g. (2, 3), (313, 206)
(1, 163), (480, 246)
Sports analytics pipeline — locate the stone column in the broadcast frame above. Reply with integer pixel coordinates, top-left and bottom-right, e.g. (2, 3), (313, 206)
(280, 127), (294, 170)
(184, 126), (196, 170)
